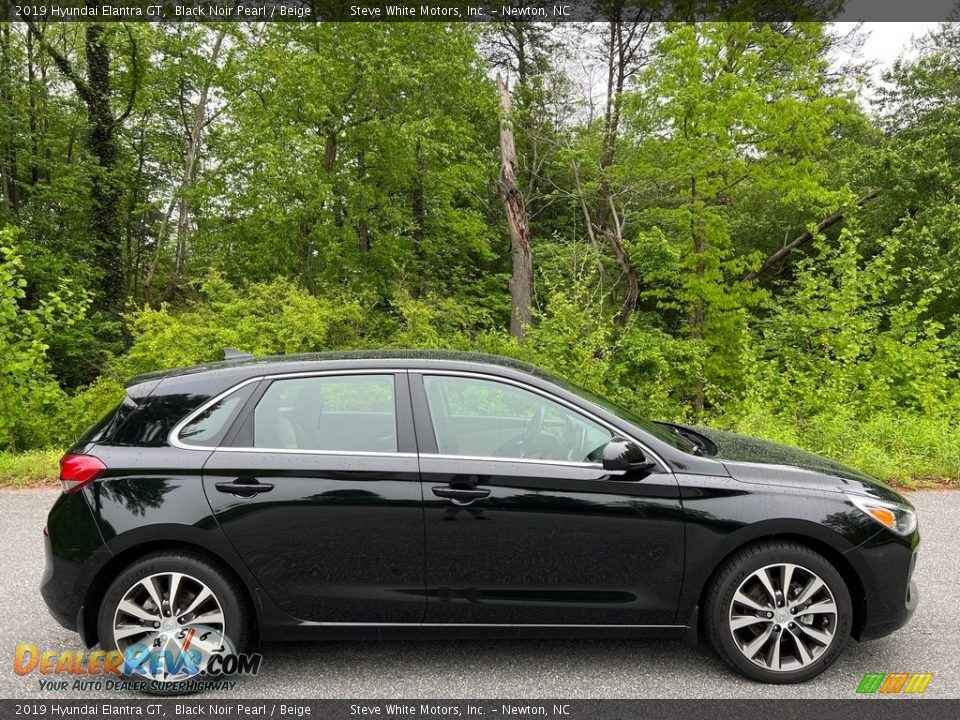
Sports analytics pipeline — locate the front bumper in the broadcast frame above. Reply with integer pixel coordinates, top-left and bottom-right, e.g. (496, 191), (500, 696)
(852, 532), (920, 641)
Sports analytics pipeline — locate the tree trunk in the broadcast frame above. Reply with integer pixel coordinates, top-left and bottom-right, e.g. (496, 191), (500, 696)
(355, 149), (372, 254)
(496, 74), (533, 339)
(25, 22), (126, 315)
(604, 196), (639, 326)
(570, 160), (604, 280)
(689, 176), (706, 416)
(595, 17), (649, 325)
(83, 24), (124, 314)
(412, 139), (427, 295)
(742, 190), (881, 281)
(0, 25), (20, 214)
(145, 29), (225, 303)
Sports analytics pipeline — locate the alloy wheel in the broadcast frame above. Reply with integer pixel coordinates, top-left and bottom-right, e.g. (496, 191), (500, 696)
(728, 562), (839, 672)
(112, 571), (227, 681)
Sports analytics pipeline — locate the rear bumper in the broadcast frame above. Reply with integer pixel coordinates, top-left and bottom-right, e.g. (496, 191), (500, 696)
(40, 531), (80, 632)
(39, 490), (108, 644)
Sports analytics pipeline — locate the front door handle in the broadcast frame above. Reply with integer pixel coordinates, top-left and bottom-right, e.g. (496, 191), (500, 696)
(432, 486), (490, 503)
(215, 480), (274, 497)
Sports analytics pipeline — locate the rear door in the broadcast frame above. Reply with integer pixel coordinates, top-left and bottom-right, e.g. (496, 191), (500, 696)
(191, 370), (426, 623)
(411, 371), (685, 627)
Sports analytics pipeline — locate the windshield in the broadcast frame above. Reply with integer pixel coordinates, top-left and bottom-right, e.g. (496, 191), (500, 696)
(539, 373), (696, 454)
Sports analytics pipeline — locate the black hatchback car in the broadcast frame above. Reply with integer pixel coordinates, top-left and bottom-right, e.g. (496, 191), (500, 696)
(42, 350), (919, 686)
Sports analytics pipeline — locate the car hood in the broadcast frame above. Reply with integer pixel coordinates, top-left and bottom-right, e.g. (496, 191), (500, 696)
(662, 423), (906, 503)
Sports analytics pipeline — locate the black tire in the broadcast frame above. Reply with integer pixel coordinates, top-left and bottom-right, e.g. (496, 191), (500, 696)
(97, 551), (253, 695)
(704, 540), (852, 684)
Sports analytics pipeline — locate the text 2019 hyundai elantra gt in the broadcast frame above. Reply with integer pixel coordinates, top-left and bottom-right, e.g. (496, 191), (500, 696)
(41, 350), (918, 686)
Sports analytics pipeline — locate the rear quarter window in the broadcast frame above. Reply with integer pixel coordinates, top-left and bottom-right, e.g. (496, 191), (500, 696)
(110, 392), (216, 446)
(75, 399), (131, 445)
(177, 384), (257, 447)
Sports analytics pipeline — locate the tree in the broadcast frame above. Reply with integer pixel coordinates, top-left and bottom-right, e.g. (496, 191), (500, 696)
(142, 25), (231, 304)
(496, 74), (533, 337)
(23, 22), (139, 315)
(627, 22), (857, 413)
(592, 7), (658, 324)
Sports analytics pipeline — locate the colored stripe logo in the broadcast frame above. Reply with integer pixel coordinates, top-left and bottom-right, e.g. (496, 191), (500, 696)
(857, 672), (933, 694)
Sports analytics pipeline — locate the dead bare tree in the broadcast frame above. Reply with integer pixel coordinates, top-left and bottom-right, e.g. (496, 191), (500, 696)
(497, 74), (533, 338)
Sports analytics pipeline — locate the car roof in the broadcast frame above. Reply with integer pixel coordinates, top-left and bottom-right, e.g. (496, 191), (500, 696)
(126, 349), (543, 389)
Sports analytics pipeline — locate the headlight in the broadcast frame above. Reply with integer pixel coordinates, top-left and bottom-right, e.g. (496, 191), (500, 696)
(849, 494), (917, 536)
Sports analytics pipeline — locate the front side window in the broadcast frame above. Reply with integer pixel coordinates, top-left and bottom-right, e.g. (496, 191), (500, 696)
(422, 375), (611, 462)
(253, 374), (397, 453)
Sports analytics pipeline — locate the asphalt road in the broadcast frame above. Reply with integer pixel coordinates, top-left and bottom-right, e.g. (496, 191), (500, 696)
(1, 488), (957, 699)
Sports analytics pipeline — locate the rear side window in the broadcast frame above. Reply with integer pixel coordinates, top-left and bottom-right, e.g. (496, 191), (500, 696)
(252, 374), (397, 453)
(178, 384), (256, 447)
(76, 399), (130, 445)
(109, 393), (210, 446)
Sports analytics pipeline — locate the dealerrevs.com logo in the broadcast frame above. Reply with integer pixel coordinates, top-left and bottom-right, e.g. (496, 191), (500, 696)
(14, 627), (263, 693)
(856, 672), (934, 695)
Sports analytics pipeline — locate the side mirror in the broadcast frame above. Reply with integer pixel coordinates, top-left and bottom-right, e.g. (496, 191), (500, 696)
(602, 437), (656, 474)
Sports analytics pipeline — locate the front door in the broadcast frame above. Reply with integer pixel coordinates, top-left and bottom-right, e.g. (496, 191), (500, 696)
(412, 372), (684, 626)
(200, 371), (426, 623)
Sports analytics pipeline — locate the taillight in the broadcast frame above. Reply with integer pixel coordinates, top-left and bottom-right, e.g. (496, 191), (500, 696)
(59, 453), (107, 494)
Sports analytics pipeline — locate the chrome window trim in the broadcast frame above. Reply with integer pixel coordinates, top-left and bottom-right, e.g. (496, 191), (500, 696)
(168, 365), (670, 473)
(414, 369), (670, 473)
(201, 447), (417, 459)
(168, 369), (403, 453)
(170, 375), (265, 451)
(419, 452), (606, 471)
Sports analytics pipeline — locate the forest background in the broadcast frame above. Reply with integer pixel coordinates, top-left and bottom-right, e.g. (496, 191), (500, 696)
(3, 15), (960, 487)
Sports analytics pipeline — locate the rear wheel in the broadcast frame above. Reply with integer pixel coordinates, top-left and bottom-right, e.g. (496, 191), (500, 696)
(704, 540), (852, 683)
(97, 551), (252, 694)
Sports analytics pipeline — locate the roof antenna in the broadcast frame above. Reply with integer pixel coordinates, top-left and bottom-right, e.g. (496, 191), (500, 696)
(222, 348), (254, 361)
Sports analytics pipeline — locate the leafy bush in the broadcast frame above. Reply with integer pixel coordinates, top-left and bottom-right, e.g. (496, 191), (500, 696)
(7, 252), (959, 490)
(0, 232), (88, 451)
(115, 273), (365, 377)
(54, 274), (367, 445)
(728, 224), (960, 487)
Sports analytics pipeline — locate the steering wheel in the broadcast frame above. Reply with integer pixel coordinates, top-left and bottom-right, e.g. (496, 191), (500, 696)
(522, 406), (546, 442)
(492, 406), (546, 459)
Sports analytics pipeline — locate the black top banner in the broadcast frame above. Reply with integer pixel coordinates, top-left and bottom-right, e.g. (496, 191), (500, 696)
(1, 0), (957, 22)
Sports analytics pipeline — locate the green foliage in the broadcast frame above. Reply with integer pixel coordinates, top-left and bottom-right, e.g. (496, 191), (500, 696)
(0, 448), (62, 488)
(623, 22), (858, 406)
(727, 220), (960, 487)
(738, 221), (957, 420)
(731, 410), (960, 488)
(117, 274), (364, 375)
(3, 22), (960, 487)
(0, 230), (88, 450)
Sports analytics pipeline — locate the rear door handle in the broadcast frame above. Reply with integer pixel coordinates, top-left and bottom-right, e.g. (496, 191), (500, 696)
(432, 486), (490, 503)
(215, 480), (274, 496)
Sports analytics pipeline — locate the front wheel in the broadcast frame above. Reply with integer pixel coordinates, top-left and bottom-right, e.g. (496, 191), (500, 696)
(97, 551), (253, 694)
(704, 540), (852, 683)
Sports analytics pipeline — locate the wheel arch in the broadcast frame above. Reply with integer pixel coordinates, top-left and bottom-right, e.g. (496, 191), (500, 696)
(79, 537), (259, 648)
(692, 531), (867, 642)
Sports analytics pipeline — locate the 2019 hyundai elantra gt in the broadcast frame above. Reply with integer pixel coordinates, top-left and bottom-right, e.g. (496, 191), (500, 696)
(41, 350), (919, 686)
